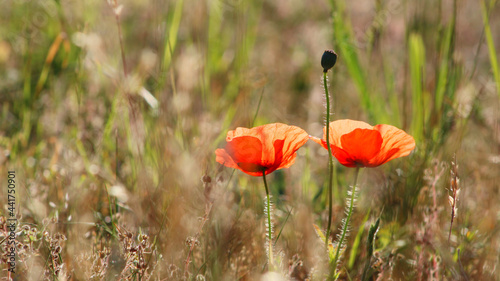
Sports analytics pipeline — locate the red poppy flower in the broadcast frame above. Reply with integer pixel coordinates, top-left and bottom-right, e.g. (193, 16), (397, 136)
(311, 119), (415, 168)
(215, 123), (309, 176)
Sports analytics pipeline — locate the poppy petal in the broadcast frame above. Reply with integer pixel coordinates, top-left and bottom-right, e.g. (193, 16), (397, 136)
(372, 124), (416, 165)
(309, 135), (327, 149)
(310, 136), (359, 167)
(314, 120), (415, 168)
(225, 136), (263, 165)
(215, 148), (239, 170)
(340, 128), (383, 166)
(215, 136), (264, 176)
(275, 126), (309, 169)
(216, 123), (309, 176)
(258, 124), (308, 167)
(258, 139), (285, 173)
(330, 145), (358, 167)
(325, 119), (373, 148)
(237, 162), (267, 174)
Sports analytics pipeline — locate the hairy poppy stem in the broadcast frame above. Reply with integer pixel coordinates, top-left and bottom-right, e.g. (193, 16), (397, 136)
(323, 71), (335, 251)
(262, 172), (274, 269)
(331, 167), (360, 277)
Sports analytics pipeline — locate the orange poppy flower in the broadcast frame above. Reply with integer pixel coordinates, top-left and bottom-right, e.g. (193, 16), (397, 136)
(215, 123), (309, 176)
(311, 119), (415, 168)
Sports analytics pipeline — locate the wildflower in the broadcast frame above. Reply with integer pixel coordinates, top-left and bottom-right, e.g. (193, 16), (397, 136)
(311, 119), (415, 168)
(216, 123), (309, 269)
(215, 123), (309, 176)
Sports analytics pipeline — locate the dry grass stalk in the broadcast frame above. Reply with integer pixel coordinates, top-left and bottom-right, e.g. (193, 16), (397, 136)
(184, 173), (214, 278)
(448, 155), (460, 243)
(415, 160), (445, 281)
(43, 232), (68, 279)
(116, 225), (154, 280)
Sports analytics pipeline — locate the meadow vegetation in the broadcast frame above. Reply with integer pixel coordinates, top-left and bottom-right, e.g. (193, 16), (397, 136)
(1, 0), (499, 280)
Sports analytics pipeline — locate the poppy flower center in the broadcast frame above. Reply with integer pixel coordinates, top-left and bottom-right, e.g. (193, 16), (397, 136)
(236, 162), (267, 173)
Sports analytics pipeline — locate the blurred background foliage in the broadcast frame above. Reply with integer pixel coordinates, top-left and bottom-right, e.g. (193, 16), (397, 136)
(0, 0), (499, 280)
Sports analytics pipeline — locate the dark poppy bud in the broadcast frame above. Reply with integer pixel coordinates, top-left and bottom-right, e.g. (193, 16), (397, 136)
(321, 50), (337, 72)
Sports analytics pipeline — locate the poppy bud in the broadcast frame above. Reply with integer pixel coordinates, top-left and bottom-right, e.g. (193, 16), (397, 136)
(321, 50), (337, 72)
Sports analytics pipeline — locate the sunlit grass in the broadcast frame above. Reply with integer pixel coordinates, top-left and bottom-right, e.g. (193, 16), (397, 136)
(0, 0), (499, 280)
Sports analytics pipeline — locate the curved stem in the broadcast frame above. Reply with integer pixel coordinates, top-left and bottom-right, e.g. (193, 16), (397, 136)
(331, 167), (361, 276)
(262, 172), (274, 269)
(323, 71), (335, 250)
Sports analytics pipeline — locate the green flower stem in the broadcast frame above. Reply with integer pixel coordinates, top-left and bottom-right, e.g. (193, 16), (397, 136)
(331, 167), (361, 276)
(262, 172), (274, 269)
(323, 71), (335, 250)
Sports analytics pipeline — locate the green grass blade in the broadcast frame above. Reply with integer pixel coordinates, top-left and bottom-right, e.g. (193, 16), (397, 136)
(330, 1), (371, 118)
(383, 60), (401, 128)
(162, 0), (184, 71)
(434, 24), (453, 113)
(361, 218), (380, 281)
(313, 224), (335, 260)
(481, 0), (500, 98)
(408, 33), (425, 143)
(348, 210), (370, 269)
(274, 207), (293, 246)
(329, 0), (393, 124)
